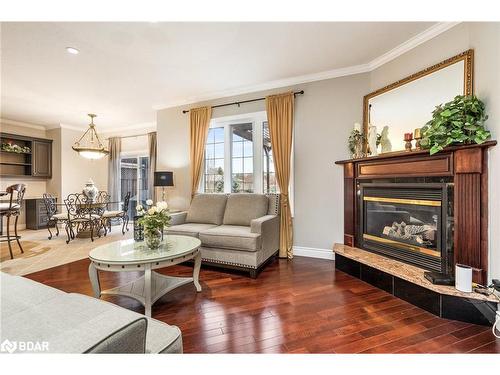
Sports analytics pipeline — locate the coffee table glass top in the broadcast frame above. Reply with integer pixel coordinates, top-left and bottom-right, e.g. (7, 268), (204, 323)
(89, 235), (201, 264)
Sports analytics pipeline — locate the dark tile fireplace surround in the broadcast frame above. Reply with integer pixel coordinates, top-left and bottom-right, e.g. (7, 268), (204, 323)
(335, 141), (498, 325)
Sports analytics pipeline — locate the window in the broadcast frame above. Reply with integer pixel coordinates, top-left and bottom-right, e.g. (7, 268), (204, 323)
(201, 111), (284, 196)
(120, 155), (149, 217)
(231, 123), (254, 193)
(204, 127), (225, 193)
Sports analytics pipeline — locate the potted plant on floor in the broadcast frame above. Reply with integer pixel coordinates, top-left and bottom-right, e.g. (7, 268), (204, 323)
(137, 200), (171, 249)
(420, 95), (491, 155)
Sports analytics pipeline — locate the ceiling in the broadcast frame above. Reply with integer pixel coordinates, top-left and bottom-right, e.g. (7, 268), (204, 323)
(1, 22), (439, 130)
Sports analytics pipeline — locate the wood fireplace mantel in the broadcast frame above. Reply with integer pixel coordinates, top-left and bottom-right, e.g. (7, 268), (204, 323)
(335, 141), (497, 284)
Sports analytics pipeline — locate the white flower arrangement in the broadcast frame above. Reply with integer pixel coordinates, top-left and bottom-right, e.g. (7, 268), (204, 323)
(157, 201), (168, 211)
(137, 199), (171, 238)
(137, 200), (169, 216)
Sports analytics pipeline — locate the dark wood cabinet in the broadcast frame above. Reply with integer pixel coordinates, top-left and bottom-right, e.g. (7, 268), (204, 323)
(32, 140), (52, 177)
(25, 198), (52, 230)
(0, 132), (52, 179)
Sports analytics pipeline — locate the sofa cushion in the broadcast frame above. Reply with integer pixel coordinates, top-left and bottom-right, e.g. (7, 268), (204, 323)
(222, 194), (269, 226)
(199, 225), (261, 252)
(186, 194), (227, 225)
(165, 223), (218, 238)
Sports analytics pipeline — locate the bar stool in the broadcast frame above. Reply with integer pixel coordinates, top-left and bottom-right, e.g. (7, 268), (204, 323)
(0, 184), (26, 259)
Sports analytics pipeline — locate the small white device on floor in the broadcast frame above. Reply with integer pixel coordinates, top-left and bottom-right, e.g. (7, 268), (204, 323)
(455, 264), (472, 293)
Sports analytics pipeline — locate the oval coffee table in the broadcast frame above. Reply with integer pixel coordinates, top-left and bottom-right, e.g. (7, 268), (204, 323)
(88, 235), (202, 317)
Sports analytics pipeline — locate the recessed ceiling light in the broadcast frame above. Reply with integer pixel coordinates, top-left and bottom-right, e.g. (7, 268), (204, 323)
(66, 47), (79, 55)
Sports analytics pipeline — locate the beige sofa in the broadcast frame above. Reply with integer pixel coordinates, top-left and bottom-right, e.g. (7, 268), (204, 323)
(1, 272), (182, 353)
(166, 193), (280, 278)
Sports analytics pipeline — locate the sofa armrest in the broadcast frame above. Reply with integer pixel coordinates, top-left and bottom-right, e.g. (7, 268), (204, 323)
(251, 215), (280, 254)
(170, 211), (188, 226)
(251, 215), (277, 233)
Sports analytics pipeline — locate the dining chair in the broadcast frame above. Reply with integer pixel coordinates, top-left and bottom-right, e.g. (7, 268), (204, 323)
(64, 193), (102, 244)
(42, 193), (69, 240)
(102, 191), (131, 235)
(96, 191), (111, 235)
(0, 184), (26, 259)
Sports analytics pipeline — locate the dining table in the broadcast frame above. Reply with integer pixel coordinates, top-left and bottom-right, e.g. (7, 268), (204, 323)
(73, 199), (122, 238)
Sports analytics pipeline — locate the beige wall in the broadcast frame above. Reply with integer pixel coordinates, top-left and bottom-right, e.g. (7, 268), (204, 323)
(157, 74), (369, 251)
(370, 22), (500, 281)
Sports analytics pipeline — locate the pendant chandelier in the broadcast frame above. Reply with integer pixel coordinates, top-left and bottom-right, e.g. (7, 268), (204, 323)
(72, 114), (109, 159)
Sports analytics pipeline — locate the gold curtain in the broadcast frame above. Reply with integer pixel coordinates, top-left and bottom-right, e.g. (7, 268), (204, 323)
(147, 132), (157, 202)
(265, 92), (294, 259)
(189, 106), (212, 197)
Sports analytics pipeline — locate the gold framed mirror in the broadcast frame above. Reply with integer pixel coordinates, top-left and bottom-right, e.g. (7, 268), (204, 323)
(363, 49), (474, 154)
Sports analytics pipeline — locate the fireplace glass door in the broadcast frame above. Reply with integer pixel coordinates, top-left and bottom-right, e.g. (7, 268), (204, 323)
(359, 183), (450, 272)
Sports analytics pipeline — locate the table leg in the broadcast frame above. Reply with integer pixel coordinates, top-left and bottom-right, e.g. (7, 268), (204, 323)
(193, 251), (202, 292)
(144, 264), (152, 317)
(88, 263), (101, 298)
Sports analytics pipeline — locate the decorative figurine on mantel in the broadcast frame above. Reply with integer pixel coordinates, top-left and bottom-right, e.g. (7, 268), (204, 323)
(82, 178), (99, 202)
(404, 133), (414, 152)
(368, 125), (378, 157)
(380, 126), (392, 153)
(348, 123), (365, 159)
(366, 104), (378, 157)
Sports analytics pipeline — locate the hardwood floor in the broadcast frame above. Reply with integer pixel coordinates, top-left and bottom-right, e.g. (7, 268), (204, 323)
(25, 256), (499, 354)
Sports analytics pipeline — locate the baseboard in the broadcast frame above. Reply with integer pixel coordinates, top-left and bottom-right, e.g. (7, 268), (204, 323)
(293, 246), (335, 260)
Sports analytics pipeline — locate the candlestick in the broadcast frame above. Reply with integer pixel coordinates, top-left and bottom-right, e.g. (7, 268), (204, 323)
(414, 128), (422, 150)
(404, 133), (413, 152)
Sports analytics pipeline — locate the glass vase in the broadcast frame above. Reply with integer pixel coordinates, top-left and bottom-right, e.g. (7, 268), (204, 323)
(145, 229), (162, 249)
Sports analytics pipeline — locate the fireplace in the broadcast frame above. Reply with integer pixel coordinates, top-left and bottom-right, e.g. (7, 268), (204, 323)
(358, 183), (453, 275)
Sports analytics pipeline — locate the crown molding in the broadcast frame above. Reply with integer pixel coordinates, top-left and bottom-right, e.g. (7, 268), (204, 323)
(154, 22), (461, 111)
(152, 63), (370, 110)
(59, 123), (86, 132)
(54, 122), (157, 134)
(0, 118), (46, 131)
(367, 22), (461, 70)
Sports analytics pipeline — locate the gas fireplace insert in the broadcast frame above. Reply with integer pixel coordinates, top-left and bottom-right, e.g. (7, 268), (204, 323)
(358, 183), (453, 275)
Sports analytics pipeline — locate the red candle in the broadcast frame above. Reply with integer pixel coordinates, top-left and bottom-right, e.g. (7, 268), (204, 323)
(404, 133), (413, 141)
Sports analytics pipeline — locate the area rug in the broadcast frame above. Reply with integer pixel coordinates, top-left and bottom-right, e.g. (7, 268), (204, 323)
(0, 227), (133, 276)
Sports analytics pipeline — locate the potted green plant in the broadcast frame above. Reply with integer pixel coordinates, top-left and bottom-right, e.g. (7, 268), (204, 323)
(420, 95), (491, 155)
(1, 142), (31, 154)
(137, 200), (171, 249)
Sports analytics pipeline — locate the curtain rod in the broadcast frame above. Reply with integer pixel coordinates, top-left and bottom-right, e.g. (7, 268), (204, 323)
(181, 90), (304, 114)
